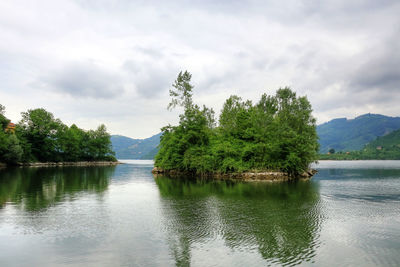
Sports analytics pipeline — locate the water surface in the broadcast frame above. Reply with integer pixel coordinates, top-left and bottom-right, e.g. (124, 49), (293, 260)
(0, 160), (399, 266)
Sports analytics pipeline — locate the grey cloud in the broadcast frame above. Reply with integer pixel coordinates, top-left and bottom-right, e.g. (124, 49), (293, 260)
(43, 62), (124, 99)
(350, 33), (400, 92)
(123, 60), (178, 98)
(134, 46), (166, 59)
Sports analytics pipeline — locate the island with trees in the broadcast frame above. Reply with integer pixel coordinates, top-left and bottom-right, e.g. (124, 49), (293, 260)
(0, 104), (117, 168)
(152, 71), (319, 181)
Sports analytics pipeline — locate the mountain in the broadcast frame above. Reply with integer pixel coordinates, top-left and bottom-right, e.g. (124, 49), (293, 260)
(319, 128), (400, 160)
(365, 128), (400, 150)
(140, 147), (159, 160)
(111, 133), (161, 159)
(317, 114), (400, 153)
(113, 114), (400, 158)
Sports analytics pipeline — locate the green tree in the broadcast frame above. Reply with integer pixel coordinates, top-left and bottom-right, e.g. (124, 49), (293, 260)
(219, 95), (244, 134)
(85, 124), (115, 161)
(0, 104), (10, 130)
(0, 105), (23, 164)
(156, 71), (215, 173)
(0, 104), (10, 161)
(273, 88), (319, 175)
(3, 134), (23, 163)
(18, 108), (65, 161)
(59, 124), (85, 161)
(155, 74), (319, 176)
(12, 108), (115, 163)
(168, 70), (194, 111)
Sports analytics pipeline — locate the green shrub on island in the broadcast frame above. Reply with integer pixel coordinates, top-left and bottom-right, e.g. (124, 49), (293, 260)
(0, 104), (116, 164)
(155, 71), (319, 176)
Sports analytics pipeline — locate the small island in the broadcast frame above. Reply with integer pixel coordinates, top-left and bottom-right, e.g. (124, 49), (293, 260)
(153, 71), (319, 181)
(0, 105), (118, 168)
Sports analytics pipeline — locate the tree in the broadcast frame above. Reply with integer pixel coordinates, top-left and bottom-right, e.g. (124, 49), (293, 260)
(156, 71), (216, 173)
(0, 105), (23, 164)
(168, 71), (194, 111)
(219, 95), (244, 135)
(272, 88), (319, 175)
(59, 124), (85, 161)
(0, 107), (117, 163)
(0, 105), (10, 161)
(18, 108), (65, 161)
(3, 134), (23, 163)
(155, 73), (319, 176)
(0, 104), (10, 130)
(329, 148), (335, 154)
(86, 124), (115, 160)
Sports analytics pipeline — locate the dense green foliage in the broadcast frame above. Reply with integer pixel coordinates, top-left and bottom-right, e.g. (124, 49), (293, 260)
(111, 133), (161, 159)
(0, 105), (115, 164)
(155, 71), (319, 176)
(319, 128), (400, 160)
(317, 114), (400, 153)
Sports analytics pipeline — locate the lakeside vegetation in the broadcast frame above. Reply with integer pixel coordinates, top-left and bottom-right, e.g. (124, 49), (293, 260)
(0, 104), (116, 165)
(155, 71), (319, 176)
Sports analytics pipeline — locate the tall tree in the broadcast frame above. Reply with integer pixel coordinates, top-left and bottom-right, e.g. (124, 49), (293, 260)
(168, 70), (194, 111)
(18, 108), (64, 161)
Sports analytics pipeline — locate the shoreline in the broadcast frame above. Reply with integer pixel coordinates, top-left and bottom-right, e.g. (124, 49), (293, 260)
(152, 167), (317, 182)
(0, 161), (122, 168)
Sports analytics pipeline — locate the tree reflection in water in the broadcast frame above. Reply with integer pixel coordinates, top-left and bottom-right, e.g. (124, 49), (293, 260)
(156, 176), (322, 266)
(0, 166), (115, 211)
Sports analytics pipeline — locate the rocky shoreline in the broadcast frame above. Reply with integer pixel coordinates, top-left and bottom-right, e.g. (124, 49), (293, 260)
(0, 161), (121, 168)
(152, 167), (317, 182)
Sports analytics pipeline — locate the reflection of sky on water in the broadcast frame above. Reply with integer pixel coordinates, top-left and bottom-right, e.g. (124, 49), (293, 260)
(312, 161), (400, 266)
(314, 160), (400, 169)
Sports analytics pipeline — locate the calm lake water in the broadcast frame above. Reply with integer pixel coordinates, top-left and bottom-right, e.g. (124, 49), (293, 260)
(1, 160), (399, 266)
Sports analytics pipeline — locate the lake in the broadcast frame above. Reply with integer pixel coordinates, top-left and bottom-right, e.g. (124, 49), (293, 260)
(1, 160), (399, 266)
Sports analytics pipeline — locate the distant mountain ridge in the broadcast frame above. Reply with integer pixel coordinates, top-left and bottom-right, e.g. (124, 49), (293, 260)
(319, 127), (400, 160)
(112, 113), (400, 159)
(111, 133), (161, 159)
(317, 113), (400, 153)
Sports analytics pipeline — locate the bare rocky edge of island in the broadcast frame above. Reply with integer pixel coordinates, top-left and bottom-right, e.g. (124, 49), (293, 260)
(0, 161), (122, 168)
(152, 167), (317, 182)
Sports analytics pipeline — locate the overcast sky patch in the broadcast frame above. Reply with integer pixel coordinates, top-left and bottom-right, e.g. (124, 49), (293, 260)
(0, 0), (399, 138)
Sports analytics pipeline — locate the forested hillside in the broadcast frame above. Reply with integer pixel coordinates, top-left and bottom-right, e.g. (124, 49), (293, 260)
(317, 114), (400, 153)
(367, 129), (400, 149)
(320, 128), (400, 160)
(111, 133), (161, 159)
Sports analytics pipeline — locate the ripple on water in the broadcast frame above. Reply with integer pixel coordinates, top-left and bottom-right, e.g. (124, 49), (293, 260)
(1, 161), (400, 266)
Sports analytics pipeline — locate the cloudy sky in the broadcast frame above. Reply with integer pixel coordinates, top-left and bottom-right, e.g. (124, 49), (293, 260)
(1, 0), (399, 138)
